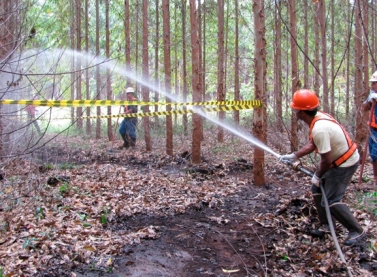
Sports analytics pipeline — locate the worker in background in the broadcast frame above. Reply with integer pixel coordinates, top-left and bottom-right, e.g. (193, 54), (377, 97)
(119, 87), (138, 148)
(363, 70), (377, 186)
(25, 104), (41, 135)
(280, 89), (365, 246)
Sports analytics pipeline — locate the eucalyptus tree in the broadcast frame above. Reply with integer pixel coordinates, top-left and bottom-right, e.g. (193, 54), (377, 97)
(217, 0), (225, 143)
(142, 0), (152, 151)
(189, 0), (202, 164)
(253, 0), (267, 186)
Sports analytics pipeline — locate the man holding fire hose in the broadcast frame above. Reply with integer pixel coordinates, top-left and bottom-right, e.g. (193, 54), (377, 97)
(280, 89), (365, 246)
(363, 71), (377, 186)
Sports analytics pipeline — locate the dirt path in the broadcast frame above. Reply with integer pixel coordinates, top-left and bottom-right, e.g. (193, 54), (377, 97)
(71, 184), (293, 277)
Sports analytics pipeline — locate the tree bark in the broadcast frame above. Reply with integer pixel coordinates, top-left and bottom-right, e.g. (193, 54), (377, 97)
(162, 0), (173, 156)
(142, 0), (152, 151)
(234, 0), (240, 124)
(217, 0), (225, 143)
(189, 0), (202, 164)
(289, 0), (298, 151)
(253, 0), (266, 187)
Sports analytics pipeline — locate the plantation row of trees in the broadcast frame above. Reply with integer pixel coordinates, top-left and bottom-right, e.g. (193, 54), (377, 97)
(1, 0), (377, 185)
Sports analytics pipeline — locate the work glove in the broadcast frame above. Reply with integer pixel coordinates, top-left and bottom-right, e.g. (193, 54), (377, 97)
(279, 153), (297, 162)
(311, 173), (321, 187)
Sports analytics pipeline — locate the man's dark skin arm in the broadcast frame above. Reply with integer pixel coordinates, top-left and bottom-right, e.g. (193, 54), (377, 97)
(294, 141), (331, 177)
(316, 151), (332, 178)
(294, 141), (316, 159)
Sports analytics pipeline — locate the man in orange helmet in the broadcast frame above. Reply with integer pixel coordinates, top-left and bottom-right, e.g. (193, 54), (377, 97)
(280, 89), (365, 246)
(363, 71), (377, 186)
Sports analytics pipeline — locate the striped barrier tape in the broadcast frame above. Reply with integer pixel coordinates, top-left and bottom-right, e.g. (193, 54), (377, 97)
(60, 104), (258, 119)
(0, 99), (262, 108)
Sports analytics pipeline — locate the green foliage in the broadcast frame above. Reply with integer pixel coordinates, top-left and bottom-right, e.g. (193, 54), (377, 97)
(59, 183), (70, 195)
(22, 237), (36, 250)
(35, 206), (46, 221)
(58, 162), (76, 170)
(0, 267), (3, 277)
(357, 191), (377, 217)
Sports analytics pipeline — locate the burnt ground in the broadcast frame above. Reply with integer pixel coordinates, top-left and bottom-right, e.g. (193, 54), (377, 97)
(3, 137), (377, 277)
(73, 184), (282, 277)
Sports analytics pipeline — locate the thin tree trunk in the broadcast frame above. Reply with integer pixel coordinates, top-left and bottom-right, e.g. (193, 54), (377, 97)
(105, 0), (112, 141)
(303, 1), (309, 88)
(154, 0), (159, 125)
(182, 0), (188, 136)
(162, 0), (173, 156)
(330, 0), (335, 114)
(70, 0), (76, 127)
(318, 0), (329, 113)
(189, 0), (202, 164)
(274, 0), (282, 132)
(234, 0), (240, 124)
(124, 0), (131, 86)
(354, 0), (366, 146)
(217, 0), (225, 143)
(95, 0), (101, 139)
(142, 0), (152, 151)
(314, 4), (320, 94)
(289, 0), (298, 151)
(346, 0), (351, 121)
(85, 0), (91, 134)
(253, 0), (266, 187)
(76, 0), (83, 130)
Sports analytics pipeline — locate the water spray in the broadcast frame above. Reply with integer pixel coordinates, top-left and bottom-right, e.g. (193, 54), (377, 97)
(281, 159), (353, 277)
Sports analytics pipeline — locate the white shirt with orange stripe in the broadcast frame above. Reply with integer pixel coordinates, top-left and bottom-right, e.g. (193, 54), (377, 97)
(311, 112), (359, 167)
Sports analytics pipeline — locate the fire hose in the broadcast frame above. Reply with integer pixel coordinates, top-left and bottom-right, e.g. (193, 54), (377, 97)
(282, 159), (353, 277)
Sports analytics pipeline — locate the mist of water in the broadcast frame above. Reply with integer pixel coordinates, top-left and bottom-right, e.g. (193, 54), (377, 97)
(20, 49), (280, 158)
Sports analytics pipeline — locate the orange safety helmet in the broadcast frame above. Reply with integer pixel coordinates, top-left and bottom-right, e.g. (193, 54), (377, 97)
(290, 89), (319, 110)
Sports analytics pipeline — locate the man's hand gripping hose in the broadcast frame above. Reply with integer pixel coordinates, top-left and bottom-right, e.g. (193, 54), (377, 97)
(279, 157), (354, 277)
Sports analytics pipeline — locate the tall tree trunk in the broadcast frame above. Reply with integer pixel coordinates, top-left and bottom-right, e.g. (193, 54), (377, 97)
(253, 0), (266, 187)
(234, 0), (240, 124)
(70, 0), (76, 127)
(362, 1), (369, 97)
(154, 0), (160, 126)
(85, 0), (91, 134)
(95, 0), (101, 139)
(197, 0), (204, 140)
(76, 0), (83, 130)
(303, 1), (309, 88)
(217, 0), (225, 143)
(289, 0), (298, 151)
(330, 0), (335, 114)
(124, 0), (131, 86)
(346, 0), (351, 121)
(274, 0), (282, 132)
(142, 0), (152, 151)
(318, 0), (329, 113)
(314, 4), (320, 94)
(0, 0), (20, 156)
(354, 0), (366, 147)
(162, 0), (173, 156)
(189, 0), (202, 164)
(182, 0), (188, 136)
(105, 0), (113, 141)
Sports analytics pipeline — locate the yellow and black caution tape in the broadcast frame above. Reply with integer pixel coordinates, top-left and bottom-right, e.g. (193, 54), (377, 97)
(0, 99), (262, 108)
(69, 104), (257, 119)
